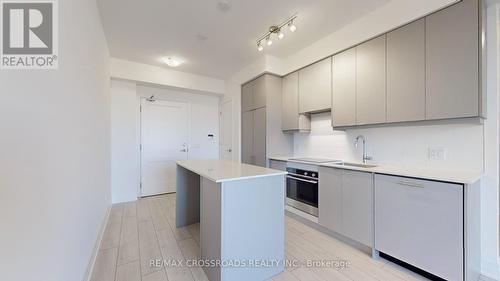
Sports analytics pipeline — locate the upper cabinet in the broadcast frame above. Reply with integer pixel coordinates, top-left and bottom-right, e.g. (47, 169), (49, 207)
(332, 49), (356, 127)
(425, 0), (480, 119)
(253, 75), (267, 110)
(241, 75), (266, 113)
(386, 19), (426, 123)
(282, 72), (311, 132)
(356, 35), (387, 125)
(282, 0), (483, 130)
(298, 57), (332, 114)
(241, 82), (253, 112)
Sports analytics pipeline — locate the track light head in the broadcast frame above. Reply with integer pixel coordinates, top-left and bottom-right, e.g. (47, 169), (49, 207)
(288, 20), (296, 32)
(278, 29), (284, 40)
(266, 36), (272, 46)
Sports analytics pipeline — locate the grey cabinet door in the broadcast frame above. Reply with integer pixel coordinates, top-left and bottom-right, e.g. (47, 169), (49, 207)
(253, 75), (267, 109)
(356, 35), (387, 125)
(282, 72), (300, 131)
(341, 170), (372, 247)
(374, 175), (463, 281)
(241, 82), (254, 113)
(387, 19), (425, 122)
(332, 49), (356, 127)
(241, 111), (254, 164)
(269, 160), (287, 171)
(425, 0), (479, 119)
(318, 167), (342, 233)
(253, 107), (266, 167)
(298, 57), (332, 113)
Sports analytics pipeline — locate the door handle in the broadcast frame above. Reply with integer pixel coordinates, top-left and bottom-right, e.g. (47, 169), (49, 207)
(228, 148), (232, 152)
(180, 149), (187, 152)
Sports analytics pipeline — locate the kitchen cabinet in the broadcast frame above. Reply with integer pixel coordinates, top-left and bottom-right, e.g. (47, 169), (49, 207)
(332, 49), (356, 127)
(241, 74), (292, 167)
(241, 108), (266, 167)
(282, 72), (311, 132)
(241, 75), (266, 113)
(319, 167), (372, 247)
(318, 167), (342, 233)
(253, 107), (266, 167)
(374, 174), (463, 281)
(387, 19), (425, 122)
(269, 159), (287, 171)
(253, 75), (267, 110)
(356, 35), (387, 125)
(425, 0), (480, 119)
(341, 170), (372, 247)
(241, 82), (253, 112)
(298, 58), (332, 114)
(241, 111), (254, 165)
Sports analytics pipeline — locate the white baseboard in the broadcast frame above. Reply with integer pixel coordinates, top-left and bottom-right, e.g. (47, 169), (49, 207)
(82, 206), (111, 281)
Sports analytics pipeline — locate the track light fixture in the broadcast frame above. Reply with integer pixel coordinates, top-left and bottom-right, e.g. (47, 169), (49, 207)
(256, 14), (297, 52)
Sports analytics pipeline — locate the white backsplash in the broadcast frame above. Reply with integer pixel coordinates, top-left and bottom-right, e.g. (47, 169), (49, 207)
(293, 112), (484, 173)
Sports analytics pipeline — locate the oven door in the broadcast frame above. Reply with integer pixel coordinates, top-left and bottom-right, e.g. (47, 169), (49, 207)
(286, 173), (318, 216)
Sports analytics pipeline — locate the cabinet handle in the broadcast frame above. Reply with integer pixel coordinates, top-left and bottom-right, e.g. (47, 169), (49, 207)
(397, 181), (425, 188)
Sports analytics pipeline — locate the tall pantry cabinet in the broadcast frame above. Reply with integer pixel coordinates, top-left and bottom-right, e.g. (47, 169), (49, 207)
(241, 74), (292, 167)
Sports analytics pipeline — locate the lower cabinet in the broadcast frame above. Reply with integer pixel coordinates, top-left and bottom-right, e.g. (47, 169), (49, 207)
(241, 108), (266, 167)
(341, 170), (373, 247)
(374, 174), (463, 281)
(269, 159), (287, 171)
(319, 167), (373, 247)
(318, 167), (342, 233)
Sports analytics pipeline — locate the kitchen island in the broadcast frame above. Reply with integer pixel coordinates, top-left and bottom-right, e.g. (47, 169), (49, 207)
(176, 159), (287, 281)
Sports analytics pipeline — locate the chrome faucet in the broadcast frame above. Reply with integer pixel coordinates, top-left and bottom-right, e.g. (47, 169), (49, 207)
(354, 135), (373, 164)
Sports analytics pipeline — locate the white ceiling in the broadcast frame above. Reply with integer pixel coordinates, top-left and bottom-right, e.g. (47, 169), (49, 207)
(97, 0), (388, 79)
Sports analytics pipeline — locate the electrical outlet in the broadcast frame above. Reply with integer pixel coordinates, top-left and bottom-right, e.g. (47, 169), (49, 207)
(428, 147), (446, 161)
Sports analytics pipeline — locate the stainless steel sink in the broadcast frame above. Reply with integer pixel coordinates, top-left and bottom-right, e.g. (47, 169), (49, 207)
(337, 162), (378, 168)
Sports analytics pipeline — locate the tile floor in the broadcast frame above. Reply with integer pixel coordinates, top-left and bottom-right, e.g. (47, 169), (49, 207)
(90, 193), (429, 281)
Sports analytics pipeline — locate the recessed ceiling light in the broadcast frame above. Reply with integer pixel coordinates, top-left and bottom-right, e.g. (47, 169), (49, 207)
(163, 57), (182, 67)
(216, 1), (231, 12)
(196, 34), (208, 41)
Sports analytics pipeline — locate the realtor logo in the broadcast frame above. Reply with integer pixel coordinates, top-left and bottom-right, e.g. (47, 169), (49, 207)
(1, 0), (58, 69)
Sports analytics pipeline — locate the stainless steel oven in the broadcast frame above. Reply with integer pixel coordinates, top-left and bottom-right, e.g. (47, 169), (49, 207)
(286, 167), (319, 217)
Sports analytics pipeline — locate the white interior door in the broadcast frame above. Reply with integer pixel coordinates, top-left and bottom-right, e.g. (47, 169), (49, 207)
(141, 99), (189, 196)
(220, 100), (233, 160)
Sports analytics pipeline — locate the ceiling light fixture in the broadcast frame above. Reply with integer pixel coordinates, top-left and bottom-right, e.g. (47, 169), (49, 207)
(256, 14), (297, 52)
(163, 57), (182, 67)
(277, 29), (284, 40)
(266, 35), (273, 46)
(288, 20), (297, 32)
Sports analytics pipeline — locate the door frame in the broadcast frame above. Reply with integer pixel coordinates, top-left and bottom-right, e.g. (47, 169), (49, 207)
(219, 99), (233, 160)
(139, 97), (192, 197)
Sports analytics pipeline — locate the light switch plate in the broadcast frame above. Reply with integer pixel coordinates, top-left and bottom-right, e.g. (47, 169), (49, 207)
(428, 147), (446, 161)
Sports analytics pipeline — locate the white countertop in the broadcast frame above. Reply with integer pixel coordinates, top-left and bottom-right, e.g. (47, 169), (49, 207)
(269, 156), (482, 184)
(177, 159), (287, 183)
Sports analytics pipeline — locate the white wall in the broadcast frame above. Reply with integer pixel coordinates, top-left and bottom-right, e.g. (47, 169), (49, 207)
(0, 1), (111, 281)
(294, 113), (483, 173)
(110, 58), (226, 95)
(111, 80), (140, 203)
(480, 3), (500, 279)
(110, 80), (220, 203)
